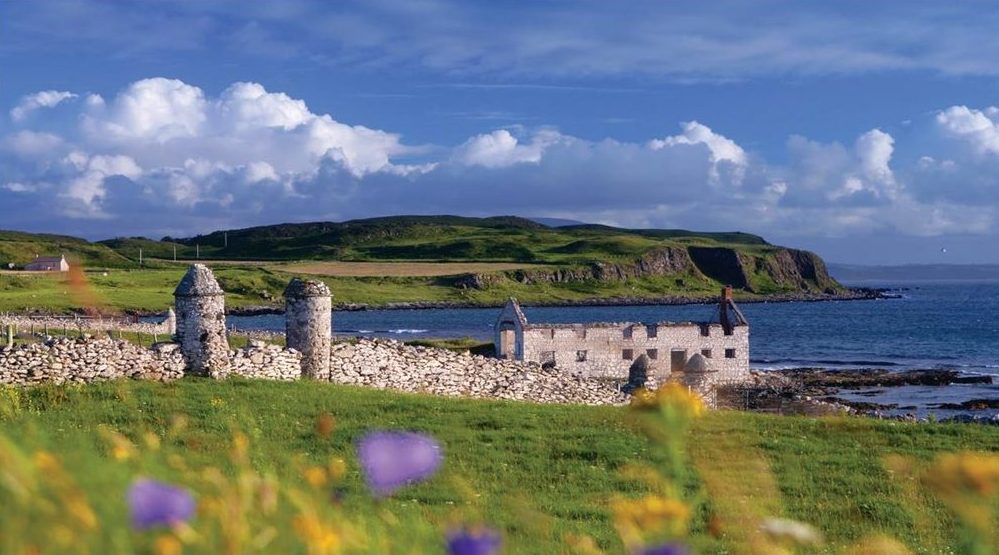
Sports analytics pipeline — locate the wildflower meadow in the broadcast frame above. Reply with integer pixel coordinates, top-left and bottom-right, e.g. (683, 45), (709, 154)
(2, 379), (999, 553)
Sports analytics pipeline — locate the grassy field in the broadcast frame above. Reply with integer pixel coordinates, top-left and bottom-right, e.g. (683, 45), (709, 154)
(277, 261), (543, 277)
(2, 379), (998, 553)
(0, 265), (731, 314)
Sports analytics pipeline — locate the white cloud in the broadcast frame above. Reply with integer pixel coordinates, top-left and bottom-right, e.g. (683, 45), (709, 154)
(10, 90), (77, 121)
(83, 78), (207, 143)
(650, 121), (747, 187)
(2, 77), (999, 245)
(935, 105), (999, 156)
(650, 121), (746, 166)
(454, 128), (562, 168)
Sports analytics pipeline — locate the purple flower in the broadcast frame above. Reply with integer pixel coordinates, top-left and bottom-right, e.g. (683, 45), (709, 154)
(447, 527), (502, 555)
(636, 544), (689, 555)
(357, 431), (443, 496)
(127, 478), (196, 529)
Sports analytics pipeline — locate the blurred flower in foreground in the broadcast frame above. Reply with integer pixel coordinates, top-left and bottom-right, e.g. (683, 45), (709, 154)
(447, 526), (502, 555)
(761, 517), (823, 546)
(612, 495), (690, 548)
(923, 451), (999, 534)
(637, 543), (689, 555)
(128, 478), (196, 529)
(845, 535), (913, 555)
(629, 384), (704, 418)
(357, 431), (442, 497)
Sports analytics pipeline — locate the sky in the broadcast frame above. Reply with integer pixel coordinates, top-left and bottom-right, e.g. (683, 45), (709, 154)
(3, 1), (999, 264)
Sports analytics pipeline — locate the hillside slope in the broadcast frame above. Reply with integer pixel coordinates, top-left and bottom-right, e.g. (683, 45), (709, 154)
(0, 230), (133, 268)
(135, 215), (838, 294)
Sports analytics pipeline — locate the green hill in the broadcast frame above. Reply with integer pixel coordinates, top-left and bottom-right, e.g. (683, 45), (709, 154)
(123, 215), (838, 294)
(149, 215), (769, 263)
(0, 230), (133, 269)
(0, 217), (847, 313)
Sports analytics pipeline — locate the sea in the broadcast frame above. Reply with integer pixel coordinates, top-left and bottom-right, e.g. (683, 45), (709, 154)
(224, 281), (999, 417)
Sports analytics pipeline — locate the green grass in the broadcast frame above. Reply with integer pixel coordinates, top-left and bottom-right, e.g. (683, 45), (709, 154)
(0, 264), (748, 314)
(2, 380), (998, 553)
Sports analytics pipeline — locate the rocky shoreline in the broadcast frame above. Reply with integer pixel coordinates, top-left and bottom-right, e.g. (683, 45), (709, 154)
(731, 367), (999, 424)
(224, 286), (892, 316)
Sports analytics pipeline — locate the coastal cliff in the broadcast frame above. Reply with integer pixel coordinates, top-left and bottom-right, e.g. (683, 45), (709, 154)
(455, 245), (842, 295)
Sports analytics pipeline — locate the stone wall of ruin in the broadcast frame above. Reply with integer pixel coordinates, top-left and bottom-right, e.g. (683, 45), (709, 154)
(519, 322), (749, 383)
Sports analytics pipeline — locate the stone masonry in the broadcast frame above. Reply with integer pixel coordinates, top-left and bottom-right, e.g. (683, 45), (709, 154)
(174, 264), (231, 378)
(329, 338), (627, 405)
(0, 336), (185, 385)
(495, 287), (750, 386)
(231, 340), (302, 381)
(284, 278), (332, 380)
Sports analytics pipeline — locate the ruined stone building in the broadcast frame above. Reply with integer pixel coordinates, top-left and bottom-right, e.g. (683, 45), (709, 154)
(494, 287), (750, 385)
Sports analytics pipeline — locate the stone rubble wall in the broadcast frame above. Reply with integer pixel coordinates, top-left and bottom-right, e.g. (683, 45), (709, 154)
(230, 341), (302, 381)
(0, 313), (175, 337)
(0, 336), (185, 386)
(0, 336), (302, 386)
(328, 338), (628, 405)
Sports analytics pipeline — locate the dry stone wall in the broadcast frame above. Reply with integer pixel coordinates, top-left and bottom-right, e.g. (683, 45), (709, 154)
(0, 312), (175, 337)
(329, 338), (628, 405)
(0, 336), (185, 385)
(231, 341), (302, 381)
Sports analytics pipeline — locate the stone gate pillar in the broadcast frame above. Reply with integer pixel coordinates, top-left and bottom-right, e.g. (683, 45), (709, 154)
(284, 278), (332, 380)
(174, 264), (231, 378)
(163, 308), (177, 336)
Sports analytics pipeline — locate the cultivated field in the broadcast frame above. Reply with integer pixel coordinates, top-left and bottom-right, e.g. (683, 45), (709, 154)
(276, 261), (541, 277)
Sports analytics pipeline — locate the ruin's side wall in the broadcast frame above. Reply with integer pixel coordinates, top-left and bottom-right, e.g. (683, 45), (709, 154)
(520, 322), (749, 382)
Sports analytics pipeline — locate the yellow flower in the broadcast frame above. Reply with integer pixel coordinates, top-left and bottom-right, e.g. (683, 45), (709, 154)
(33, 451), (61, 474)
(327, 458), (347, 481)
(923, 451), (999, 533)
(925, 451), (999, 497)
(153, 534), (183, 555)
(846, 535), (913, 555)
(631, 383), (705, 417)
(304, 466), (328, 488)
(100, 429), (138, 462)
(66, 493), (98, 530)
(293, 514), (341, 555)
(111, 445), (132, 461)
(612, 495), (690, 544)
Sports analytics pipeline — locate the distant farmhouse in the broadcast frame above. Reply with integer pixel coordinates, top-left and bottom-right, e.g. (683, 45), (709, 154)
(494, 287), (750, 384)
(24, 254), (70, 272)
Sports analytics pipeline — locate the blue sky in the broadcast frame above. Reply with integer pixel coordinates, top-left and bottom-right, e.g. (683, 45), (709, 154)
(4, 0), (999, 264)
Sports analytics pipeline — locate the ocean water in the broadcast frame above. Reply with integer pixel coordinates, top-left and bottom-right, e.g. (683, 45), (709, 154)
(229, 281), (999, 377)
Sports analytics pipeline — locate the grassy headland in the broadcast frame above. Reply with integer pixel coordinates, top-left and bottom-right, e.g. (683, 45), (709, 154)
(1, 216), (850, 314)
(1, 379), (998, 553)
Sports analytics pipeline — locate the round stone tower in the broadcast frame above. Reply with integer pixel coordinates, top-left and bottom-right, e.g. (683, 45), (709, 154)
(682, 353), (718, 409)
(163, 308), (177, 336)
(284, 278), (332, 380)
(174, 264), (231, 378)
